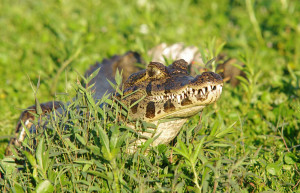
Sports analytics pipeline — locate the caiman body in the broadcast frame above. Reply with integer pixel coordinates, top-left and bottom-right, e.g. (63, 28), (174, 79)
(6, 43), (225, 155)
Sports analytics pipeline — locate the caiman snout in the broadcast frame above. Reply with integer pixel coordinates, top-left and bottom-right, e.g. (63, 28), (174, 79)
(192, 71), (223, 86)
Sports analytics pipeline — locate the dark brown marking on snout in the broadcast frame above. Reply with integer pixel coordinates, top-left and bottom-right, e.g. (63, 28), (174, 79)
(146, 102), (155, 118)
(130, 99), (139, 114)
(157, 110), (161, 114)
(164, 99), (175, 113)
(164, 89), (170, 95)
(146, 82), (152, 96)
(181, 97), (192, 106)
(196, 95), (206, 101)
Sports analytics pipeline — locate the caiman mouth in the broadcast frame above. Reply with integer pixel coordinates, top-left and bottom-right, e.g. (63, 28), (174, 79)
(146, 75), (223, 120)
(151, 84), (223, 104)
(124, 67), (224, 122)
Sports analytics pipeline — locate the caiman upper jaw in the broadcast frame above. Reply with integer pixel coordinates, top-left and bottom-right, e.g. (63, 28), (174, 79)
(152, 80), (223, 103)
(151, 71), (223, 104)
(189, 71), (223, 103)
(192, 71), (223, 85)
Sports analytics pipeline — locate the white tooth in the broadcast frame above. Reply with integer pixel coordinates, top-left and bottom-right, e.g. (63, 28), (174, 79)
(195, 90), (198, 95)
(208, 86), (211, 92)
(181, 93), (184, 98)
(217, 86), (221, 94)
(177, 95), (181, 103)
(202, 88), (206, 95)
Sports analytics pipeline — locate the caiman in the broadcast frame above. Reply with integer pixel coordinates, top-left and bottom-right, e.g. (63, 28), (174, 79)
(6, 43), (225, 155)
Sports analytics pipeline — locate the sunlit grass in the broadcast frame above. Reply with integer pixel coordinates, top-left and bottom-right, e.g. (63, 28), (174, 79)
(0, 0), (299, 192)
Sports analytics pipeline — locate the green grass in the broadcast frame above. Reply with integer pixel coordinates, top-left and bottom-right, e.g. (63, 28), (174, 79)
(0, 0), (300, 192)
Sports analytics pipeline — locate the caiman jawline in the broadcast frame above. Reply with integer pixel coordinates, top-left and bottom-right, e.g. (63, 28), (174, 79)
(150, 84), (223, 104)
(145, 83), (223, 120)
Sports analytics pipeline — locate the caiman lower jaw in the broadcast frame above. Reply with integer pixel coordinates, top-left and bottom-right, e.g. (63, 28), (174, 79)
(160, 105), (206, 120)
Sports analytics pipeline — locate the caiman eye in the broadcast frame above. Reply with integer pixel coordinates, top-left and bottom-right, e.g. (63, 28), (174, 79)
(146, 62), (167, 79)
(148, 67), (160, 77)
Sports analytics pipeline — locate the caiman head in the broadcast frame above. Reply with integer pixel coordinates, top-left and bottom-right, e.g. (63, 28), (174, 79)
(119, 59), (223, 122)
